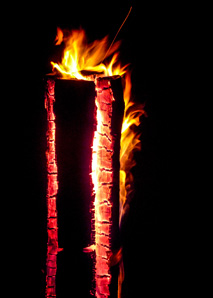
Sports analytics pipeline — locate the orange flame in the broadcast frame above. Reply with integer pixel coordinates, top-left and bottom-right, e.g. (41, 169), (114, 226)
(51, 28), (127, 80)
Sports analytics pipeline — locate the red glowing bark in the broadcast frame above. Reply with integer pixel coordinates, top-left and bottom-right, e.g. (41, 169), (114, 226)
(92, 78), (114, 298)
(45, 79), (58, 298)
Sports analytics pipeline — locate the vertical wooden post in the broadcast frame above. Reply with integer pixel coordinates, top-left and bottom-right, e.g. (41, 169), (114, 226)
(92, 78), (114, 297)
(45, 79), (58, 298)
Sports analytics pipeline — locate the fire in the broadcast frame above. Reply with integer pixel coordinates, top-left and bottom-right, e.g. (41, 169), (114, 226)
(51, 28), (127, 80)
(117, 72), (146, 298)
(119, 72), (145, 226)
(49, 26), (145, 298)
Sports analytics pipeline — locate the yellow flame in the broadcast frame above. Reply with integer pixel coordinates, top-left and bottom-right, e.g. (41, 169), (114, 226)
(117, 72), (145, 298)
(51, 28), (127, 80)
(119, 72), (145, 225)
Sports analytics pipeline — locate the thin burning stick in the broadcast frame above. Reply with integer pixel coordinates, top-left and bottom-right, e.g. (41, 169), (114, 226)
(45, 79), (61, 298)
(102, 6), (132, 63)
(91, 78), (115, 298)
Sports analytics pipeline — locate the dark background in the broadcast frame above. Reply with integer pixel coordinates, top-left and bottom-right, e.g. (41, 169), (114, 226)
(19, 1), (185, 297)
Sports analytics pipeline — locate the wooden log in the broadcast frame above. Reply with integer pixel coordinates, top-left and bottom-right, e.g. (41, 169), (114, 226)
(92, 78), (115, 298)
(45, 79), (59, 298)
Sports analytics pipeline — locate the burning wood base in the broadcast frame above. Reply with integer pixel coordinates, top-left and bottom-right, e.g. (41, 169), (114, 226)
(44, 76), (124, 298)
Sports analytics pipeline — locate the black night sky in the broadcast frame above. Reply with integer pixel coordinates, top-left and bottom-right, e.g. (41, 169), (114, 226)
(19, 1), (185, 297)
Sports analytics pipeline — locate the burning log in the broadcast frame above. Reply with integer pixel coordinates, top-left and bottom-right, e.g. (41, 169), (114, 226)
(92, 78), (114, 298)
(45, 79), (60, 298)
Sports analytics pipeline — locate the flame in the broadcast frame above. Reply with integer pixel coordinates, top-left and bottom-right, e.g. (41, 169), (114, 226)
(119, 72), (146, 226)
(117, 72), (146, 298)
(51, 28), (127, 80)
